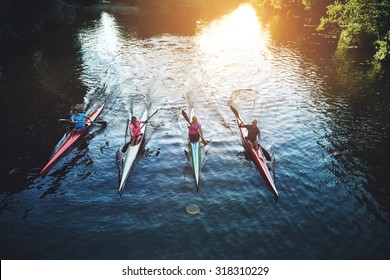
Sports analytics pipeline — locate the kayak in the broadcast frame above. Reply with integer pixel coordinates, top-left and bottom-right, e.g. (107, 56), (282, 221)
(231, 106), (279, 201)
(188, 109), (201, 186)
(39, 103), (105, 177)
(118, 109), (148, 193)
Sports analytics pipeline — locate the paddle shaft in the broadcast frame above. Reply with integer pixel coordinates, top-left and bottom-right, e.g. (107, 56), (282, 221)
(122, 109), (159, 153)
(58, 119), (107, 125)
(125, 119), (130, 144)
(130, 109), (159, 138)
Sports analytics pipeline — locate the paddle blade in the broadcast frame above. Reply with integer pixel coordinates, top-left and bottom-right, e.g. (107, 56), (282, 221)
(122, 142), (130, 153)
(230, 106), (240, 118)
(181, 109), (191, 124)
(95, 120), (107, 125)
(184, 149), (189, 160)
(261, 146), (272, 161)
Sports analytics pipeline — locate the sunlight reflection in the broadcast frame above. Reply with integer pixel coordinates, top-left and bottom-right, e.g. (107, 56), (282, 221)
(97, 12), (121, 56)
(196, 4), (269, 57)
(77, 11), (124, 100)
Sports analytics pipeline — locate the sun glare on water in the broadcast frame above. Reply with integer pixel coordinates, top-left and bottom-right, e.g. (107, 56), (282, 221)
(197, 4), (269, 56)
(96, 12), (121, 57)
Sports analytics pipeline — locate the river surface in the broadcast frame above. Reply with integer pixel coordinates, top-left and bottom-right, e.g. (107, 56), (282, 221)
(1, 3), (389, 260)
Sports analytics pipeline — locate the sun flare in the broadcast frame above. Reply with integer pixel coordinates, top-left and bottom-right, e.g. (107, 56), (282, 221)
(197, 4), (268, 55)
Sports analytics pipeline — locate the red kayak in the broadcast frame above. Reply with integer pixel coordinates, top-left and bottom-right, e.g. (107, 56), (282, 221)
(39, 103), (105, 177)
(230, 106), (279, 201)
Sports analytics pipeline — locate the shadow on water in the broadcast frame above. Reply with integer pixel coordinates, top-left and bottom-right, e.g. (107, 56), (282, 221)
(0, 19), (91, 195)
(320, 49), (390, 218)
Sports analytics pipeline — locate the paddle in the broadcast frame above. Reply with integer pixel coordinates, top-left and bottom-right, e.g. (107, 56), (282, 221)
(121, 109), (159, 153)
(229, 105), (271, 161)
(229, 105), (241, 123)
(181, 109), (209, 144)
(121, 119), (130, 153)
(58, 119), (107, 125)
(122, 103), (132, 152)
(261, 147), (272, 161)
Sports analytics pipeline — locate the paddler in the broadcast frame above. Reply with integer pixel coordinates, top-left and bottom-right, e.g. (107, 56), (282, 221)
(240, 119), (260, 150)
(70, 107), (91, 133)
(129, 115), (147, 145)
(188, 115), (205, 143)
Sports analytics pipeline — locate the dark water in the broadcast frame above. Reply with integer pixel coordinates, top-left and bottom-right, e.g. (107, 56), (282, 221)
(1, 3), (389, 260)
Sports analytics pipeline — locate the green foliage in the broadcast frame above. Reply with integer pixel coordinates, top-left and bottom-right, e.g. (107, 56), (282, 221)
(374, 32), (390, 61)
(317, 1), (343, 35)
(339, 22), (363, 47)
(250, 0), (390, 60)
(318, 0), (390, 61)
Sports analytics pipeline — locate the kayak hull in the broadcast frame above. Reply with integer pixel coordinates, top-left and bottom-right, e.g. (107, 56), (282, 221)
(189, 141), (201, 186)
(118, 109), (148, 193)
(39, 104), (105, 177)
(188, 109), (201, 186)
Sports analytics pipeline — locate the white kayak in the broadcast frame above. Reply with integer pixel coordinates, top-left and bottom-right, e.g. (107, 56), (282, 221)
(118, 109), (148, 193)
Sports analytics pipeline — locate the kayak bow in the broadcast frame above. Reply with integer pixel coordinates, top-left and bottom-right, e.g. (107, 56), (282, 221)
(230, 106), (279, 201)
(39, 103), (105, 177)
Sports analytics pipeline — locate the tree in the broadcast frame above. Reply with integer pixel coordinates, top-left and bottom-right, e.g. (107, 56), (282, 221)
(318, 0), (390, 61)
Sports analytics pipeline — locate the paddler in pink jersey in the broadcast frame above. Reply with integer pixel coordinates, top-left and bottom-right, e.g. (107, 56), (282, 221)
(188, 115), (205, 143)
(129, 116), (146, 145)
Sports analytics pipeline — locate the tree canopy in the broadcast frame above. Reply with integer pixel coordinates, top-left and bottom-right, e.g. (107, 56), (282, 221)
(317, 0), (390, 61)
